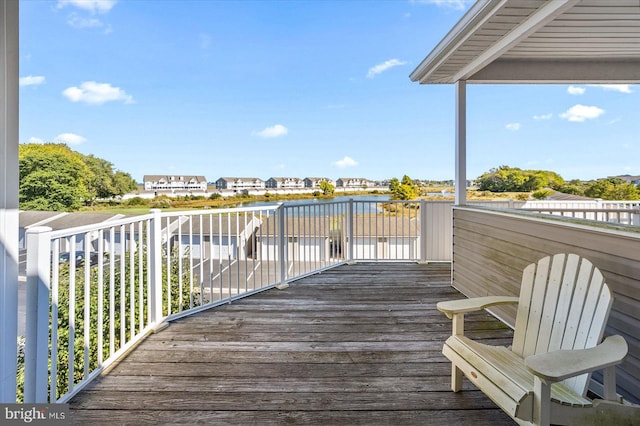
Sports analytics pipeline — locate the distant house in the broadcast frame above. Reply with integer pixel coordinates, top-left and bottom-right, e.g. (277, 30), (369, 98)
(336, 178), (374, 188)
(143, 175), (207, 192)
(215, 177), (265, 191)
(304, 177), (335, 188)
(265, 177), (305, 189)
(612, 175), (640, 185)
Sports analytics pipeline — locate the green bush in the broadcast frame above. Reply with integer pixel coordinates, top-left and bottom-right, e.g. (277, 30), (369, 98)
(125, 196), (150, 207)
(532, 189), (552, 200)
(16, 245), (198, 402)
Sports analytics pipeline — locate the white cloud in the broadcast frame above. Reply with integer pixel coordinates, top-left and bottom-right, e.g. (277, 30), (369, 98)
(588, 84), (633, 94)
(63, 81), (134, 105)
(410, 0), (473, 10)
(533, 113), (552, 120)
(57, 0), (117, 14)
(366, 59), (407, 79)
(253, 124), (288, 138)
(559, 104), (605, 122)
(567, 85), (585, 95)
(333, 156), (358, 168)
(27, 137), (45, 144)
(19, 75), (45, 87)
(54, 133), (87, 145)
(67, 13), (103, 29)
(505, 122), (520, 131)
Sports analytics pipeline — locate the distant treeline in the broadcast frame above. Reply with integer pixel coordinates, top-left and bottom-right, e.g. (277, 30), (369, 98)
(19, 143), (138, 211)
(476, 165), (640, 200)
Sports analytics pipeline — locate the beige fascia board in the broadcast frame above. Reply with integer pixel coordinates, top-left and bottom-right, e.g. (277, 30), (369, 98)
(452, 0), (581, 82)
(469, 58), (640, 84)
(409, 0), (502, 84)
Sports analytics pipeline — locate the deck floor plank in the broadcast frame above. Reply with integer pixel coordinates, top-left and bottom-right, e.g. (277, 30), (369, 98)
(68, 262), (514, 425)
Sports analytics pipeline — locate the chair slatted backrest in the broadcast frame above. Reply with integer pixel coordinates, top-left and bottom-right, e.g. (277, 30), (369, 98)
(511, 253), (613, 396)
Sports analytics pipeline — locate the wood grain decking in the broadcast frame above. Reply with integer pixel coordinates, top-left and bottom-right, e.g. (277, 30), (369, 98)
(68, 262), (515, 425)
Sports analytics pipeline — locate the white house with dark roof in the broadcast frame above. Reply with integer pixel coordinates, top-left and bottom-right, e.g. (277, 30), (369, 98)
(265, 177), (305, 189)
(143, 175), (207, 192)
(336, 178), (374, 188)
(215, 177), (265, 191)
(612, 175), (640, 185)
(304, 177), (335, 188)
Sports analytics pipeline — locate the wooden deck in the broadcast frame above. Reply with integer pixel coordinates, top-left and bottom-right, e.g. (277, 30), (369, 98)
(68, 262), (515, 425)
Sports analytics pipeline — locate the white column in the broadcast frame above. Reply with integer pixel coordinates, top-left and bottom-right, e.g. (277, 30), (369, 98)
(455, 80), (467, 205)
(0, 0), (19, 403)
(23, 227), (52, 403)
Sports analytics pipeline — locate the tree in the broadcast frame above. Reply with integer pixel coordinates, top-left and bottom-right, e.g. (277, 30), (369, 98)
(388, 178), (400, 193)
(390, 175), (418, 200)
(19, 144), (92, 211)
(81, 155), (137, 202)
(556, 179), (587, 196)
(584, 178), (640, 200)
(112, 171), (138, 196)
(19, 143), (137, 211)
(319, 180), (335, 196)
(477, 166), (565, 193)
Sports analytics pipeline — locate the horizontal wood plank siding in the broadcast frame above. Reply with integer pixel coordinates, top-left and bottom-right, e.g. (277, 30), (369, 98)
(452, 206), (640, 403)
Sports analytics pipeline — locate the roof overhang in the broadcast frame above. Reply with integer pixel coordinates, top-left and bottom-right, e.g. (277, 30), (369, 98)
(410, 0), (640, 84)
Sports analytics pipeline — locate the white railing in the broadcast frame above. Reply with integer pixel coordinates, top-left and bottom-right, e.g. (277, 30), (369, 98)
(19, 198), (640, 404)
(520, 200), (640, 224)
(520, 207), (640, 225)
(21, 199), (436, 404)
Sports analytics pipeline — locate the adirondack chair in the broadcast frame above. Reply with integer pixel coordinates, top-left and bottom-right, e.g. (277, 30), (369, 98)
(437, 253), (628, 426)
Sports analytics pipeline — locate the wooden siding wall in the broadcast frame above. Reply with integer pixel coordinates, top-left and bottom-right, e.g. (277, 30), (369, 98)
(452, 206), (640, 403)
(423, 201), (524, 262)
(423, 202), (453, 262)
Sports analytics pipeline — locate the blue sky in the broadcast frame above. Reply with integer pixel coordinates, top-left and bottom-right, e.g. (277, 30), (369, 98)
(19, 0), (640, 183)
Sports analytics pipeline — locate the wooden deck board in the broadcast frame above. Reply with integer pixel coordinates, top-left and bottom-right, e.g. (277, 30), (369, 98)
(68, 262), (515, 425)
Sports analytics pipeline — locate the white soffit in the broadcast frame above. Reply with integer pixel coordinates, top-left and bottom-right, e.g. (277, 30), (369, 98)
(410, 0), (640, 84)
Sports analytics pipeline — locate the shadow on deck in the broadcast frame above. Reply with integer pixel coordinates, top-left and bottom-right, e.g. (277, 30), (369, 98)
(68, 262), (514, 425)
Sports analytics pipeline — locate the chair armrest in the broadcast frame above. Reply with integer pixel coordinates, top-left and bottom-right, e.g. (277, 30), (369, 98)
(436, 296), (519, 319)
(525, 335), (628, 383)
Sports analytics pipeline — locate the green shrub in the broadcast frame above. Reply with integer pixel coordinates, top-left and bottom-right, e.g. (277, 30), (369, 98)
(16, 245), (198, 402)
(532, 189), (552, 200)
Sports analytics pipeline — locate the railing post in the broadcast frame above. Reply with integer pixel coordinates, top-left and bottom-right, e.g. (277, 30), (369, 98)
(24, 226), (52, 403)
(148, 209), (163, 326)
(277, 203), (287, 284)
(347, 199), (354, 262)
(419, 199), (428, 263)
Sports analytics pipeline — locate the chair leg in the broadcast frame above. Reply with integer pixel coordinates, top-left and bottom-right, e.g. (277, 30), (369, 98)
(603, 365), (620, 402)
(533, 376), (551, 426)
(452, 364), (463, 392)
